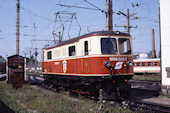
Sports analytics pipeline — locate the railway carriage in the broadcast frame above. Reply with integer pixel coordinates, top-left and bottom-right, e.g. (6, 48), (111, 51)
(0, 63), (6, 74)
(42, 31), (134, 99)
(134, 58), (160, 74)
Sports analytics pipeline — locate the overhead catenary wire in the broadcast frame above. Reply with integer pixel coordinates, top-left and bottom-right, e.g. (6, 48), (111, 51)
(83, 0), (105, 13)
(21, 6), (54, 22)
(56, 3), (104, 12)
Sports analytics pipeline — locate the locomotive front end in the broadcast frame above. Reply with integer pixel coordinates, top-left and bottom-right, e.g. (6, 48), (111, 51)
(97, 33), (134, 99)
(102, 36), (133, 77)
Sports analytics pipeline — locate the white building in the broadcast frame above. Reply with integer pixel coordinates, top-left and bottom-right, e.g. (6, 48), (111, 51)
(160, 0), (170, 96)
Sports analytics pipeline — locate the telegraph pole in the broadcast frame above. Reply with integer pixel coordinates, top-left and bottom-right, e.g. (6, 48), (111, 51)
(152, 29), (156, 58)
(116, 8), (138, 34)
(126, 9), (130, 34)
(106, 0), (113, 31)
(16, 0), (20, 55)
(35, 48), (38, 71)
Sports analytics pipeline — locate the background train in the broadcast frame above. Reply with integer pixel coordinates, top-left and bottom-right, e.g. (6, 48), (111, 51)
(0, 56), (6, 74)
(133, 58), (160, 74)
(0, 63), (6, 74)
(42, 31), (134, 99)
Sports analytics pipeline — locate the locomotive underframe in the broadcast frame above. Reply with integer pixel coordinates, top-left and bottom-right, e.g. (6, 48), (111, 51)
(43, 74), (133, 100)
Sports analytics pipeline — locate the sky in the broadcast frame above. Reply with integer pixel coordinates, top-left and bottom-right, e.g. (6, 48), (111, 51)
(0, 0), (160, 61)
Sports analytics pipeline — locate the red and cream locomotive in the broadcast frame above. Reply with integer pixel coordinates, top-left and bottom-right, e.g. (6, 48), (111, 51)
(42, 31), (133, 99)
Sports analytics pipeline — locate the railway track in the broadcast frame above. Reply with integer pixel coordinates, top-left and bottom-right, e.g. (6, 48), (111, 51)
(129, 79), (161, 85)
(119, 97), (170, 113)
(129, 80), (161, 92)
(26, 74), (170, 113)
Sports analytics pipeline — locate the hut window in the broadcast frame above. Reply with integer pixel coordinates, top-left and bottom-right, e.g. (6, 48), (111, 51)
(69, 46), (76, 56)
(47, 51), (52, 59)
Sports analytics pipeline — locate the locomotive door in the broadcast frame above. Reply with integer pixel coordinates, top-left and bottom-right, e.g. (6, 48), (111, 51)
(82, 40), (90, 73)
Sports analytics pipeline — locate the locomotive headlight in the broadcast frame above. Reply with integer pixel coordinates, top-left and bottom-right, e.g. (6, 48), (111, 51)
(128, 61), (133, 67)
(105, 61), (111, 68)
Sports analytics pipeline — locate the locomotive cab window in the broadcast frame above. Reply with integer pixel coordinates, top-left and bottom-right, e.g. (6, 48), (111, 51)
(101, 38), (117, 54)
(69, 46), (76, 56)
(84, 41), (88, 55)
(119, 38), (131, 54)
(47, 51), (52, 59)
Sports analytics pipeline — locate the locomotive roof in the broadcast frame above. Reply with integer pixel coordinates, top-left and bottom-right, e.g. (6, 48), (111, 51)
(43, 31), (130, 50)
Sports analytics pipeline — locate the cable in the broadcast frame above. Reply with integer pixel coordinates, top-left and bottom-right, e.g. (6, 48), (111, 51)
(56, 4), (102, 11)
(83, 0), (104, 13)
(21, 6), (54, 22)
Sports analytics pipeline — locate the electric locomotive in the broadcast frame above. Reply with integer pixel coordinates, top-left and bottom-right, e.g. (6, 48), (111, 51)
(42, 31), (133, 99)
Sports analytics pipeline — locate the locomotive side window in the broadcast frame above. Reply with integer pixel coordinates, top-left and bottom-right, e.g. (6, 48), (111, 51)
(69, 46), (76, 56)
(84, 41), (88, 55)
(147, 62), (152, 66)
(119, 38), (131, 54)
(47, 51), (52, 59)
(101, 38), (117, 54)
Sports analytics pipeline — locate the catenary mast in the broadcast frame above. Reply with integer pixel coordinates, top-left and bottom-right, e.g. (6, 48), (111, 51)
(106, 0), (113, 31)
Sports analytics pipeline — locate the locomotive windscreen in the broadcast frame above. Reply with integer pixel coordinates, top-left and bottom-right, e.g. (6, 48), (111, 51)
(118, 38), (131, 54)
(101, 38), (117, 54)
(101, 38), (131, 55)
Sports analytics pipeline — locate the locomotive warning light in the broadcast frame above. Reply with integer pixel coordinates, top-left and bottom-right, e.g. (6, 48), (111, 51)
(105, 61), (112, 68)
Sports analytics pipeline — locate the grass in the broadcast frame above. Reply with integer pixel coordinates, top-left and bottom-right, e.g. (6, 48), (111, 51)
(0, 82), (90, 113)
(132, 74), (161, 81)
(0, 82), (135, 113)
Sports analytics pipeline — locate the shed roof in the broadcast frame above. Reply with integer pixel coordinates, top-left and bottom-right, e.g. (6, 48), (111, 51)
(7, 54), (25, 59)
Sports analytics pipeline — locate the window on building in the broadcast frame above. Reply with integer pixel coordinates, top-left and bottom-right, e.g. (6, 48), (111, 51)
(136, 62), (140, 66)
(147, 62), (152, 66)
(142, 62), (146, 66)
(69, 46), (76, 56)
(47, 51), (52, 59)
(154, 62), (158, 66)
(84, 41), (88, 55)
